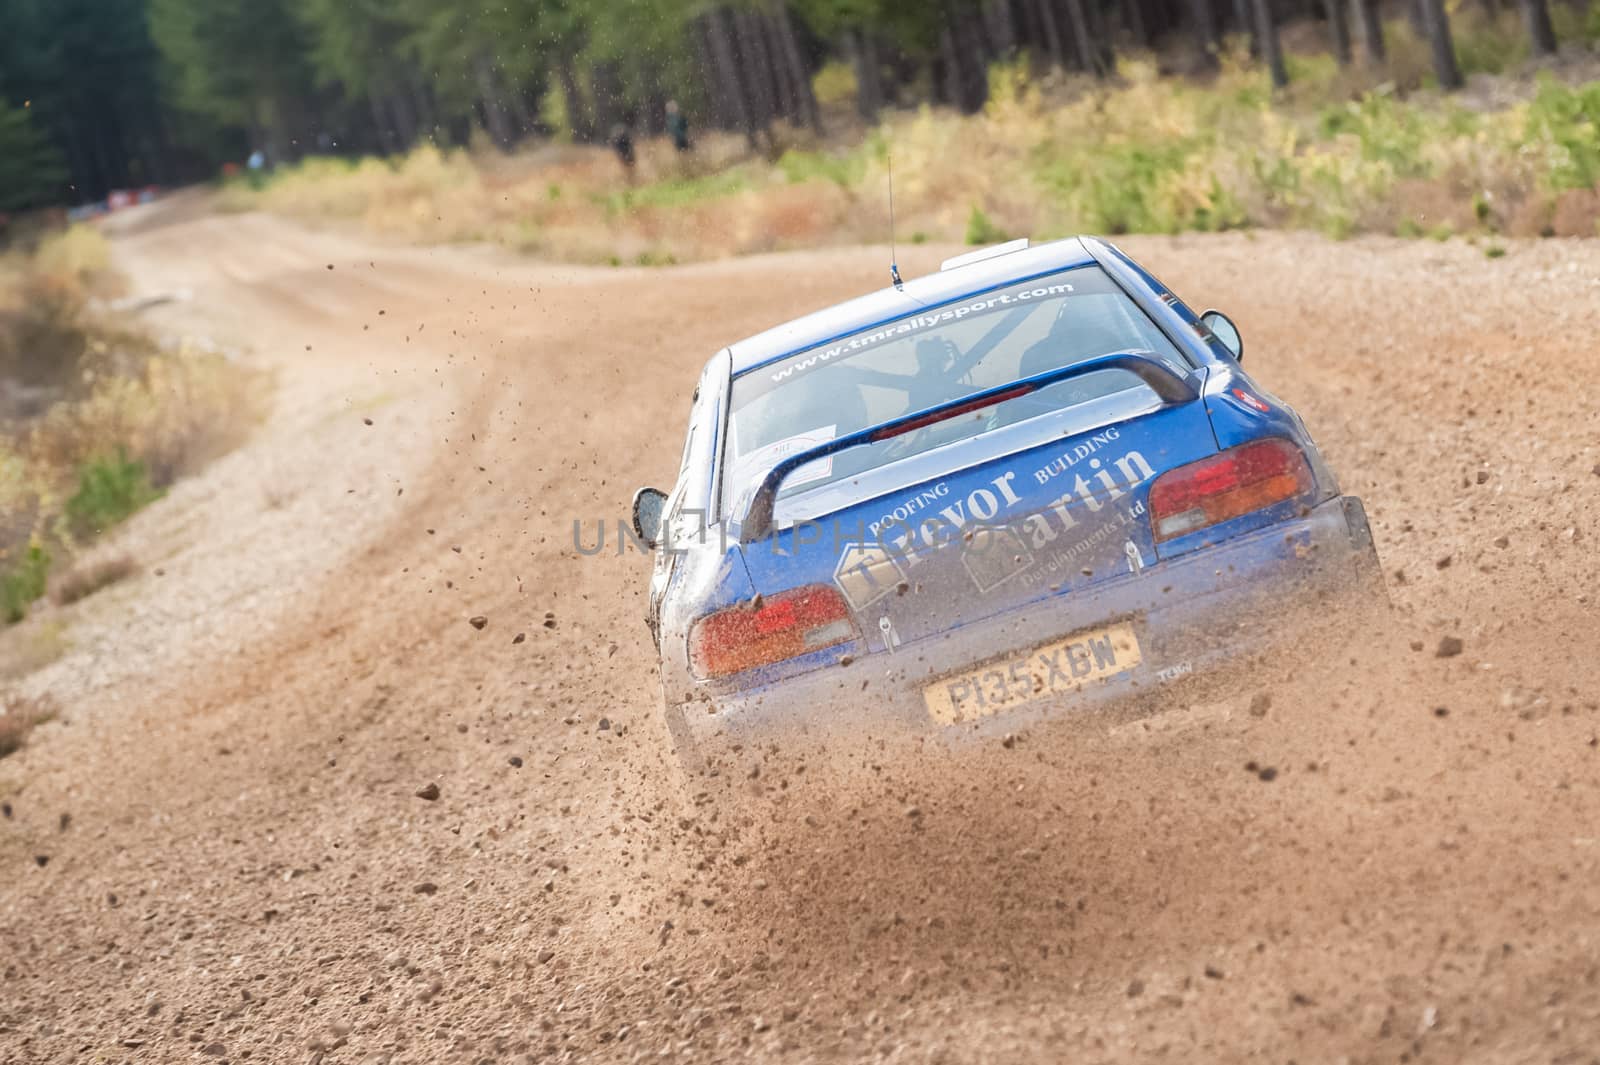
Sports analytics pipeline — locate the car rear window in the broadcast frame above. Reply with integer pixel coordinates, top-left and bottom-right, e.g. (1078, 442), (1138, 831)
(720, 265), (1187, 517)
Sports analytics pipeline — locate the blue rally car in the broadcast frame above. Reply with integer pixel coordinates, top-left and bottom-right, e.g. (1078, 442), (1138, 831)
(631, 237), (1382, 765)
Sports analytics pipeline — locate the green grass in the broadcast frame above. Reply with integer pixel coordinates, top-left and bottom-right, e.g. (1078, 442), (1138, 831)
(1525, 76), (1600, 192)
(1, 544), (51, 625)
(965, 206), (1011, 245)
(604, 167), (752, 214)
(64, 450), (163, 537)
(634, 248), (678, 267)
(777, 147), (868, 189)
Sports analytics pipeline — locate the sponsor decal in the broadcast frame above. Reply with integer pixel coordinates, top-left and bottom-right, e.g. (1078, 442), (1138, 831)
(961, 526), (1035, 593)
(872, 469), (1026, 564)
(832, 441), (1158, 608)
(769, 283), (1077, 384)
(833, 541), (907, 612)
(1016, 500), (1147, 591)
(730, 425), (836, 494)
(1032, 426), (1122, 484)
(868, 482), (951, 538)
(1014, 450), (1155, 553)
(1155, 661), (1194, 683)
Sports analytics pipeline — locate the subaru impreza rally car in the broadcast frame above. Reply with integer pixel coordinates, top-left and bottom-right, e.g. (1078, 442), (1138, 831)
(632, 237), (1382, 765)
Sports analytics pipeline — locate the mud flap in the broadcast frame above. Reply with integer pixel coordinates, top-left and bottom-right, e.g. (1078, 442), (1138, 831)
(1339, 495), (1389, 605)
(659, 684), (707, 775)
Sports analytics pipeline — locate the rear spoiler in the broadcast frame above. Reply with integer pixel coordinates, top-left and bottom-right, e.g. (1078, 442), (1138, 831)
(739, 350), (1199, 544)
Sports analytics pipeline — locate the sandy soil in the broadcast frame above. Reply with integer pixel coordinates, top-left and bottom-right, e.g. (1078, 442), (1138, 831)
(2, 206), (1599, 1064)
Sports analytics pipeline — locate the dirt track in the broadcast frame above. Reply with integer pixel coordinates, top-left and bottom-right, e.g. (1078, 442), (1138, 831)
(3, 205), (1599, 1063)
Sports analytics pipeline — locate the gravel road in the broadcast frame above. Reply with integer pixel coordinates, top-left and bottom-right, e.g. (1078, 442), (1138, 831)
(2, 206), (1598, 1064)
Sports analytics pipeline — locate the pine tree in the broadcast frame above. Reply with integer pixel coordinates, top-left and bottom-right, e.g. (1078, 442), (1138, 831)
(0, 102), (66, 211)
(1418, 0), (1463, 89)
(149, 0), (319, 158)
(1520, 0), (1559, 55)
(1253, 0), (1289, 87)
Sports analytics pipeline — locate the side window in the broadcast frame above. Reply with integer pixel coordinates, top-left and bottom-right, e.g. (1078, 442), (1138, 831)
(665, 425), (696, 522)
(669, 372), (721, 526)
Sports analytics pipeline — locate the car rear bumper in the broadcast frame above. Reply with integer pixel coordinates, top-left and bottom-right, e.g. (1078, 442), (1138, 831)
(666, 495), (1382, 760)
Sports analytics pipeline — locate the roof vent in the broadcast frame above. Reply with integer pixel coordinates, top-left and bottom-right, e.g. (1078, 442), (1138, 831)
(940, 238), (1031, 272)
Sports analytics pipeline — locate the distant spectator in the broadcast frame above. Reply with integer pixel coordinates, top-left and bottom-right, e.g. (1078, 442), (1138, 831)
(665, 100), (691, 153)
(610, 123), (636, 175)
(247, 149), (265, 172)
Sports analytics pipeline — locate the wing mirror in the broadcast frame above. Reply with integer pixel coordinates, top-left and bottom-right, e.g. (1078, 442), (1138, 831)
(631, 487), (668, 548)
(1199, 309), (1243, 361)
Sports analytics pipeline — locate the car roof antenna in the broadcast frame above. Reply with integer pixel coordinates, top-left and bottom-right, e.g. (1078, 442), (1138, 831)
(888, 150), (903, 290)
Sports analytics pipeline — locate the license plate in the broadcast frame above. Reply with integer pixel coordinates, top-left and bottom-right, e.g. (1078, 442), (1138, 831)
(923, 622), (1142, 726)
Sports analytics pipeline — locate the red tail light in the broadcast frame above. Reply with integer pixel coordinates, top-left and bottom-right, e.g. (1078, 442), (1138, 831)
(689, 584), (858, 679)
(1149, 438), (1313, 542)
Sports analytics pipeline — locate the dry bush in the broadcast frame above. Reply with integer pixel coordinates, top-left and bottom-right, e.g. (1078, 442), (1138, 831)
(25, 343), (267, 491)
(1501, 187), (1600, 239)
(226, 49), (1600, 259)
(1377, 178), (1480, 237)
(2, 240), (268, 628)
(0, 692), (58, 758)
(31, 226), (115, 289)
(1545, 188), (1600, 236)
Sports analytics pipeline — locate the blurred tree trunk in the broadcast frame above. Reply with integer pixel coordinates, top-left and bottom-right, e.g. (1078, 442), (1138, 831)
(1189, 0), (1221, 69)
(733, 9), (778, 131)
(935, 0), (991, 112)
(845, 29), (885, 121)
(1126, 0), (1151, 47)
(1087, 0), (1115, 74)
(1520, 0), (1559, 54)
(554, 55), (594, 142)
(368, 96), (399, 155)
(984, 0), (1018, 55)
(772, 4), (821, 132)
(1252, 0), (1288, 86)
(766, 13), (801, 122)
(1234, 0), (1261, 54)
(691, 18), (732, 130)
(147, 107), (176, 184)
(938, 26), (960, 105)
(956, 3), (993, 109)
(390, 88), (419, 147)
(704, 9), (758, 145)
(1328, 0), (1353, 65)
(1061, 0), (1104, 75)
(1355, 0), (1387, 62)
(1419, 0), (1463, 88)
(409, 76), (437, 144)
(1035, 0), (1068, 68)
(503, 85), (538, 139)
(473, 58), (515, 149)
(590, 61), (624, 137)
